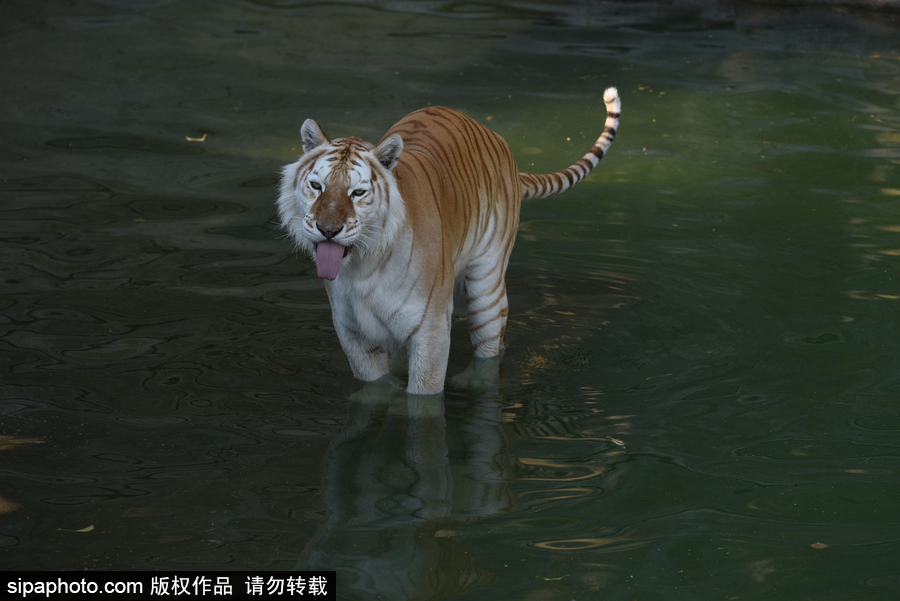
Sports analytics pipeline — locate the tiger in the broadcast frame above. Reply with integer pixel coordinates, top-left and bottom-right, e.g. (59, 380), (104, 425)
(277, 87), (621, 395)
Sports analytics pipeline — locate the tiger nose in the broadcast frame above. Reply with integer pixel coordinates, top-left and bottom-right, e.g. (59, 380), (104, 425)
(316, 223), (344, 240)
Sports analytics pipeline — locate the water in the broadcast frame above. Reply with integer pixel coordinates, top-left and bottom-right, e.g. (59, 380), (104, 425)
(2, 0), (900, 598)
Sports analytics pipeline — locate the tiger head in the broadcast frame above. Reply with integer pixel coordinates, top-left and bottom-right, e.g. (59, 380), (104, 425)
(277, 119), (405, 280)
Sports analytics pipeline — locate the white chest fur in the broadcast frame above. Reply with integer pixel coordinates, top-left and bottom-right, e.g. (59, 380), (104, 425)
(325, 236), (437, 354)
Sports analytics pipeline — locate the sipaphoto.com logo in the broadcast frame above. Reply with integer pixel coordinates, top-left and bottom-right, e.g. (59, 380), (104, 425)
(6, 576), (142, 597)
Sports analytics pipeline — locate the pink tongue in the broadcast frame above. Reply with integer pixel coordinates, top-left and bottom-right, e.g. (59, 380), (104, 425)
(315, 241), (346, 280)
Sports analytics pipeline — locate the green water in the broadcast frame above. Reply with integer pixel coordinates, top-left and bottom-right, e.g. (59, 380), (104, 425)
(2, 0), (900, 599)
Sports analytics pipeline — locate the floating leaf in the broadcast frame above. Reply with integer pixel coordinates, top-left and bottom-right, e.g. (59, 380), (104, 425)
(58, 525), (94, 533)
(0, 495), (21, 515)
(536, 575), (569, 581)
(811, 542), (830, 549)
(0, 436), (45, 451)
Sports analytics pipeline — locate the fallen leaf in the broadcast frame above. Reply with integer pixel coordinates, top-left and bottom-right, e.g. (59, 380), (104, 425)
(0, 495), (21, 515)
(0, 436), (44, 451)
(58, 525), (94, 533)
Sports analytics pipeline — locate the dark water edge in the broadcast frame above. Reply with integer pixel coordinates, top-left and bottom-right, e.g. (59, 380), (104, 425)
(2, 1), (900, 600)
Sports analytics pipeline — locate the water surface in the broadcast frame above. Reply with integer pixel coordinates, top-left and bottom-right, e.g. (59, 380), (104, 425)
(2, 1), (900, 599)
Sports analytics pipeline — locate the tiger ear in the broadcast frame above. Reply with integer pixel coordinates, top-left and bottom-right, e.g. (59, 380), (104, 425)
(374, 134), (403, 170)
(300, 119), (329, 153)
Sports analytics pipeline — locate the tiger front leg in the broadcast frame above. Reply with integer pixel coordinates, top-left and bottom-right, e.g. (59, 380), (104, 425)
(332, 322), (391, 383)
(405, 315), (452, 396)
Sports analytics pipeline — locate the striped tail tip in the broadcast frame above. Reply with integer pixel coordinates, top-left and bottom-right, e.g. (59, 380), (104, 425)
(603, 87), (620, 114)
(519, 85), (622, 201)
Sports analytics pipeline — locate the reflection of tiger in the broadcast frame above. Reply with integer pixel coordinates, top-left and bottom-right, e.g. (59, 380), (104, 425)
(277, 87), (621, 395)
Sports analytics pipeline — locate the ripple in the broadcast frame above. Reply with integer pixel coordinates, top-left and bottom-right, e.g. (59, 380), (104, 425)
(735, 439), (900, 461)
(518, 487), (595, 508)
(124, 197), (246, 219)
(783, 331), (845, 346)
(532, 533), (643, 551)
(116, 416), (188, 426)
(63, 337), (166, 361)
(46, 135), (203, 155)
(853, 415), (900, 432)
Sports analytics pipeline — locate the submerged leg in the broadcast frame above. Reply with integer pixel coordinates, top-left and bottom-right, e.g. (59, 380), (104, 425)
(406, 314), (451, 395)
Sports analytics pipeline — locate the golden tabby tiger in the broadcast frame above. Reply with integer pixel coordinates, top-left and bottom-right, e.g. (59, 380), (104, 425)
(278, 88), (621, 394)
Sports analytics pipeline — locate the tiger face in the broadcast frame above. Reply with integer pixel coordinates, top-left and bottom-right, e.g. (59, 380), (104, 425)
(277, 119), (404, 280)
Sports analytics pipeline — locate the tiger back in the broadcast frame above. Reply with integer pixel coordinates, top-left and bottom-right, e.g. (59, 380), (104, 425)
(277, 87), (621, 395)
(387, 106), (522, 272)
